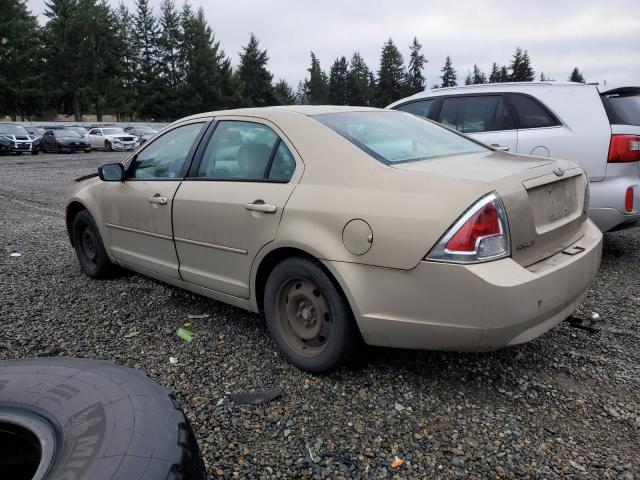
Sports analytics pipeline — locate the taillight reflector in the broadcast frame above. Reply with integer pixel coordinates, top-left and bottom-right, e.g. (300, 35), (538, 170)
(625, 187), (634, 212)
(608, 135), (640, 163)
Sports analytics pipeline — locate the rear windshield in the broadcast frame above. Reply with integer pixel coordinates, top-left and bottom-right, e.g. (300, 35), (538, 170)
(54, 130), (82, 138)
(314, 111), (487, 164)
(602, 93), (640, 127)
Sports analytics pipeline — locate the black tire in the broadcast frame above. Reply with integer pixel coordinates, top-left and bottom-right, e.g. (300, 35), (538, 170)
(105, 140), (112, 151)
(85, 149), (91, 153)
(0, 357), (205, 480)
(55, 143), (60, 154)
(264, 257), (363, 373)
(72, 209), (119, 278)
(30, 150), (39, 155)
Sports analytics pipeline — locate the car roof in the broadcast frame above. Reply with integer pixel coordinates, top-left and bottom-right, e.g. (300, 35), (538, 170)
(386, 81), (640, 108)
(174, 105), (383, 124)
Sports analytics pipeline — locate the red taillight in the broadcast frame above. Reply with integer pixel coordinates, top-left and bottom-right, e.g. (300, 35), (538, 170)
(445, 203), (501, 253)
(608, 135), (640, 163)
(625, 187), (634, 212)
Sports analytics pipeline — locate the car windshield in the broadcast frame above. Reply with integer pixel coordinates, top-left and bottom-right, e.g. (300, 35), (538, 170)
(0, 124), (28, 135)
(314, 111), (488, 164)
(54, 130), (82, 138)
(102, 128), (126, 135)
(68, 127), (88, 134)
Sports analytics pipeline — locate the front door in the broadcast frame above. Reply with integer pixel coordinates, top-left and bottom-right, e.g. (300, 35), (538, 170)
(100, 121), (208, 279)
(173, 119), (300, 298)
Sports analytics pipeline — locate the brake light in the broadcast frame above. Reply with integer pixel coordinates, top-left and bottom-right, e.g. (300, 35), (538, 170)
(625, 187), (634, 212)
(608, 135), (640, 163)
(426, 193), (510, 263)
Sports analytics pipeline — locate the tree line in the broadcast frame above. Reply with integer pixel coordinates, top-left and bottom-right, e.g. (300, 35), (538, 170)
(1, 0), (588, 121)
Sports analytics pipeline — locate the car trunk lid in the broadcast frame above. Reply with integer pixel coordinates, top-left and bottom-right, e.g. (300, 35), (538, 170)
(392, 151), (589, 267)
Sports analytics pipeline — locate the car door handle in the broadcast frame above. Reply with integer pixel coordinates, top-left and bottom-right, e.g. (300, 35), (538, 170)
(245, 201), (277, 213)
(491, 144), (510, 151)
(148, 195), (168, 205)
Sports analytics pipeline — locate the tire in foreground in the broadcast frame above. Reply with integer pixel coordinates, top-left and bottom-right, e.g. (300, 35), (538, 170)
(0, 357), (205, 480)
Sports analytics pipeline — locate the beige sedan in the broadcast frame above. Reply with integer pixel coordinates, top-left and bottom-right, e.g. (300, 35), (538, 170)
(66, 106), (602, 372)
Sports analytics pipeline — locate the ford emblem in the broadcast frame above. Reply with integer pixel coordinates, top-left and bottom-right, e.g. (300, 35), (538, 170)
(553, 167), (565, 177)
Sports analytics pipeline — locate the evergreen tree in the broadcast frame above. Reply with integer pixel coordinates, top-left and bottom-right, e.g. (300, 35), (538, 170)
(489, 63), (500, 83)
(569, 67), (585, 83)
(304, 52), (329, 104)
(540, 72), (548, 81)
(0, 0), (44, 118)
(472, 64), (486, 84)
(346, 52), (373, 106)
(132, 0), (160, 118)
(329, 56), (349, 105)
(43, 0), (87, 119)
(376, 38), (406, 106)
(157, 0), (182, 119)
(294, 80), (308, 105)
(464, 71), (473, 85)
(114, 2), (136, 119)
(180, 5), (238, 114)
(405, 37), (426, 95)
(509, 47), (534, 81)
(238, 33), (275, 107)
(499, 65), (509, 82)
(440, 55), (457, 87)
(273, 79), (295, 105)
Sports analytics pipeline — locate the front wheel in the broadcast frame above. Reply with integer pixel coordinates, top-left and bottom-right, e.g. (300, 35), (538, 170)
(72, 209), (119, 278)
(264, 257), (362, 373)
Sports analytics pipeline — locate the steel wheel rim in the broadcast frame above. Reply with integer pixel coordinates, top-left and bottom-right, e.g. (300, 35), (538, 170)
(79, 225), (98, 267)
(277, 278), (331, 357)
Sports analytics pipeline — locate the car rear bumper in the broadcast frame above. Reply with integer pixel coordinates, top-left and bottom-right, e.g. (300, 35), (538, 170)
(325, 219), (602, 351)
(589, 162), (640, 231)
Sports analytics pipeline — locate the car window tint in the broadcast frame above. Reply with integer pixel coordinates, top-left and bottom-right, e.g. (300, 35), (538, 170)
(395, 99), (436, 118)
(268, 142), (296, 181)
(315, 111), (487, 164)
(601, 93), (640, 127)
(438, 95), (513, 133)
(198, 121), (279, 180)
(509, 94), (560, 129)
(129, 122), (204, 179)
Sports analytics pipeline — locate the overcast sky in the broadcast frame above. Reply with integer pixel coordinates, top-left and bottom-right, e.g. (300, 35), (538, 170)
(26, 0), (640, 88)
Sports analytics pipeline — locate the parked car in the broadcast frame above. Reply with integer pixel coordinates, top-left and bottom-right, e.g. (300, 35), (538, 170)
(87, 127), (138, 151)
(66, 106), (602, 372)
(25, 126), (46, 139)
(124, 126), (158, 144)
(66, 125), (90, 138)
(0, 123), (36, 155)
(387, 82), (640, 232)
(40, 129), (91, 153)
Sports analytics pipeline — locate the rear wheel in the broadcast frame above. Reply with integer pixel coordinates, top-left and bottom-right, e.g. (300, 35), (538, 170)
(72, 209), (119, 278)
(264, 257), (362, 373)
(105, 139), (112, 151)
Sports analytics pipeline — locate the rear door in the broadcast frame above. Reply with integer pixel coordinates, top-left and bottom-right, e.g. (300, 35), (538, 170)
(435, 94), (518, 152)
(100, 120), (208, 279)
(172, 118), (301, 299)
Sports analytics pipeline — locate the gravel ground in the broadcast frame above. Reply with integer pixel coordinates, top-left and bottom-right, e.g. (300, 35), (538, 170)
(0, 152), (639, 479)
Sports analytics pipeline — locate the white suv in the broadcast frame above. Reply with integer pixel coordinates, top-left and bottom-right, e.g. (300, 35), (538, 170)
(388, 82), (640, 232)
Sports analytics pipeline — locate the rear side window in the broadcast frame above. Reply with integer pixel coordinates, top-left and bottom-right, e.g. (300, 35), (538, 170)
(602, 93), (640, 127)
(395, 99), (436, 118)
(437, 95), (514, 133)
(508, 94), (560, 129)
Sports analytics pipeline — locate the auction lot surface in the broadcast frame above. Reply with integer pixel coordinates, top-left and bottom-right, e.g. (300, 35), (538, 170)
(1, 152), (639, 479)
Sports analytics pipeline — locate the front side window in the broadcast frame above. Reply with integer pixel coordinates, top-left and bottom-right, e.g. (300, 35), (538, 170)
(315, 111), (487, 165)
(508, 94), (560, 129)
(197, 121), (291, 180)
(395, 99), (436, 118)
(129, 122), (205, 179)
(438, 95), (514, 133)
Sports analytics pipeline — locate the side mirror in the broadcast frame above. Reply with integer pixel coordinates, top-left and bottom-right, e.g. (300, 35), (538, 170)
(98, 163), (125, 182)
